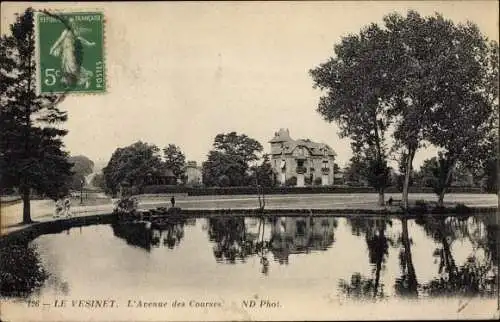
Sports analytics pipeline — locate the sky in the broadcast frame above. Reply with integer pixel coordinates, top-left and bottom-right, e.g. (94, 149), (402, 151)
(2, 1), (499, 170)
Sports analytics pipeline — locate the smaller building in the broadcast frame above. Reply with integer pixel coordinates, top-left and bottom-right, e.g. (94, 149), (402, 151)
(185, 161), (202, 185)
(143, 169), (177, 185)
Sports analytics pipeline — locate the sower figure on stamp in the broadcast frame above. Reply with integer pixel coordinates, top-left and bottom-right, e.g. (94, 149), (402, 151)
(49, 17), (95, 88)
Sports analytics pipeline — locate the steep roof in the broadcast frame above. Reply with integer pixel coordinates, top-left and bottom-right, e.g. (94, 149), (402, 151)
(269, 130), (336, 157)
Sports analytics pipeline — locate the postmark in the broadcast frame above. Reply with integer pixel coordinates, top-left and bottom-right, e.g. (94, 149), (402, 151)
(35, 11), (105, 94)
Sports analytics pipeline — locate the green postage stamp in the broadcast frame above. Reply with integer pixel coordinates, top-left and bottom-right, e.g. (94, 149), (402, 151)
(35, 11), (105, 94)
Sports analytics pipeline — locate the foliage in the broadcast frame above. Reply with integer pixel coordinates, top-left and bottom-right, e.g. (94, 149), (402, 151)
(248, 154), (275, 187)
(419, 152), (456, 204)
(113, 196), (138, 214)
(90, 172), (106, 190)
(364, 157), (391, 191)
(285, 176), (297, 187)
(311, 10), (498, 208)
(0, 243), (49, 297)
(314, 177), (323, 186)
(163, 144), (186, 182)
(213, 132), (263, 164)
(310, 19), (393, 200)
(0, 8), (72, 222)
(103, 141), (166, 196)
(68, 155), (94, 190)
(343, 156), (366, 184)
(202, 132), (263, 187)
(483, 157), (498, 193)
(386, 11), (498, 207)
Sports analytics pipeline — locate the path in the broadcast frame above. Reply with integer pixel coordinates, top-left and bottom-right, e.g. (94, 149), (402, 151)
(1, 193), (497, 236)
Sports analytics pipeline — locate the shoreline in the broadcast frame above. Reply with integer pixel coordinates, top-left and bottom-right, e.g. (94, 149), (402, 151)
(0, 205), (497, 245)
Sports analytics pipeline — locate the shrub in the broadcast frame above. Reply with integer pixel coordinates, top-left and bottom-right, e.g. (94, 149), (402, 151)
(285, 176), (297, 187)
(454, 203), (471, 214)
(114, 196), (138, 214)
(314, 177), (323, 186)
(413, 199), (429, 213)
(0, 244), (49, 297)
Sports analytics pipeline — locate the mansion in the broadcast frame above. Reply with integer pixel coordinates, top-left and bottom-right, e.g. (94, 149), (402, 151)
(269, 129), (336, 186)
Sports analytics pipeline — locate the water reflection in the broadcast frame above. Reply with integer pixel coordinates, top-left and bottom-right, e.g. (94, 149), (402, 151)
(417, 215), (497, 297)
(340, 218), (392, 299)
(1, 214), (497, 301)
(394, 218), (419, 298)
(111, 218), (186, 251)
(207, 217), (262, 263)
(206, 216), (338, 275)
(269, 217), (337, 264)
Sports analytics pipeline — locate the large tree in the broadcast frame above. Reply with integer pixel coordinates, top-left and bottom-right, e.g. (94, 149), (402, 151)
(310, 22), (394, 206)
(68, 155), (94, 190)
(103, 141), (165, 196)
(311, 10), (498, 209)
(385, 11), (498, 208)
(163, 144), (186, 183)
(1, 8), (72, 223)
(202, 132), (263, 187)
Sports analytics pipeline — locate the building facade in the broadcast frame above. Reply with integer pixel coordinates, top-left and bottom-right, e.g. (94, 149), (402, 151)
(185, 161), (202, 185)
(269, 129), (336, 186)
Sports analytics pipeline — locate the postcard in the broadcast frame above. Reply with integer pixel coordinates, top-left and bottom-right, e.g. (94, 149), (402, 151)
(0, 1), (498, 321)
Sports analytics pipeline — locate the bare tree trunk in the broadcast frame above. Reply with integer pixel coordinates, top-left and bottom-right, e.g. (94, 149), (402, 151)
(22, 187), (32, 224)
(373, 227), (385, 298)
(402, 149), (416, 210)
(437, 162), (455, 207)
(378, 190), (385, 207)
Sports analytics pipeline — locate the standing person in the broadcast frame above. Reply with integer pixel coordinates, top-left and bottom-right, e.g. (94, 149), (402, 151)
(54, 198), (63, 218)
(170, 196), (175, 208)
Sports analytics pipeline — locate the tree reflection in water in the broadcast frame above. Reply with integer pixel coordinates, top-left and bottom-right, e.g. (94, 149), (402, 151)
(394, 218), (419, 297)
(207, 217), (259, 263)
(340, 217), (392, 300)
(111, 218), (186, 251)
(417, 215), (498, 297)
(207, 216), (338, 275)
(269, 216), (337, 264)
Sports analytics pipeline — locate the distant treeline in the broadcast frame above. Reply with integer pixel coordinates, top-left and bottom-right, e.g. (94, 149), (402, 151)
(140, 185), (485, 196)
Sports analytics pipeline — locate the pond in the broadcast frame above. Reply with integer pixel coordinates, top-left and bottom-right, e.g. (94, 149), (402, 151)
(1, 214), (498, 320)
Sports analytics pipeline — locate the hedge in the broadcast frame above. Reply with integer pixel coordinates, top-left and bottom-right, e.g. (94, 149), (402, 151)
(139, 185), (484, 196)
